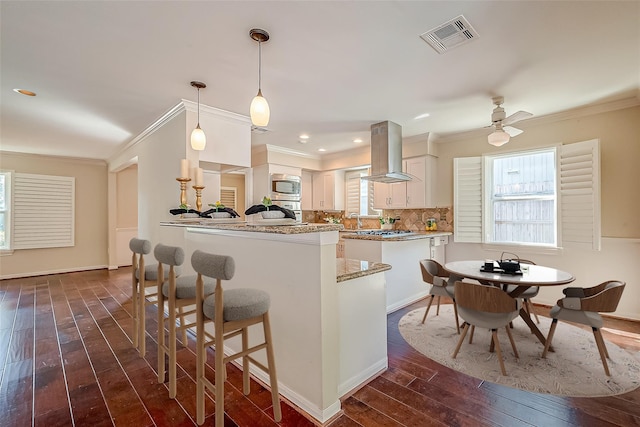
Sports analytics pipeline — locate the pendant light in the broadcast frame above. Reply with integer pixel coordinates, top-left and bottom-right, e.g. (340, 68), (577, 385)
(249, 28), (270, 127)
(190, 81), (206, 151)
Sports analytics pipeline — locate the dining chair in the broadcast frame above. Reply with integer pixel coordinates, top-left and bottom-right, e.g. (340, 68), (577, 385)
(129, 238), (178, 356)
(154, 243), (216, 398)
(452, 281), (521, 376)
(542, 280), (626, 376)
(419, 259), (460, 334)
(192, 250), (281, 426)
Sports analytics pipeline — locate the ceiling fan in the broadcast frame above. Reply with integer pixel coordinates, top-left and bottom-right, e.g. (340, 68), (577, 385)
(487, 96), (533, 146)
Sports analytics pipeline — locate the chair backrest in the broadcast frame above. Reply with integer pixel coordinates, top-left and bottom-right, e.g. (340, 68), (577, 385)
(419, 259), (448, 285)
(454, 281), (519, 314)
(130, 238), (151, 255)
(580, 281), (626, 313)
(191, 250), (235, 280)
(154, 244), (185, 267)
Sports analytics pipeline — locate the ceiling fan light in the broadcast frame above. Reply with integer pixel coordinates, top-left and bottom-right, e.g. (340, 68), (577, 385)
(488, 130), (510, 147)
(250, 90), (270, 127)
(191, 125), (206, 150)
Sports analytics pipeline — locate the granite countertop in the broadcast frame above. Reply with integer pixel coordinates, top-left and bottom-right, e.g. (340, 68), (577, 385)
(336, 258), (392, 283)
(340, 230), (452, 241)
(160, 220), (343, 234)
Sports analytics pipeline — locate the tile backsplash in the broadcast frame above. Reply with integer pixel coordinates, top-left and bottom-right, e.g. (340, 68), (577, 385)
(303, 207), (453, 232)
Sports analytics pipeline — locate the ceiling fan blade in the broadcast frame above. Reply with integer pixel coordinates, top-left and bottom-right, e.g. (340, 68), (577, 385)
(503, 126), (523, 137)
(503, 110), (533, 126)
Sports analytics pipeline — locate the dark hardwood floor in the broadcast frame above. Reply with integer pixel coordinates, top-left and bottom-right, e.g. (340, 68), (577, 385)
(1, 267), (639, 426)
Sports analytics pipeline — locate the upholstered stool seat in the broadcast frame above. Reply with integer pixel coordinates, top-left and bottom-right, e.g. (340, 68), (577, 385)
(203, 288), (270, 322)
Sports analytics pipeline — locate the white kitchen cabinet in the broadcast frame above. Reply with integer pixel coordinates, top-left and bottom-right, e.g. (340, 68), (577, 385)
(301, 171), (313, 210)
(373, 181), (406, 209)
(373, 156), (435, 209)
(312, 170), (345, 210)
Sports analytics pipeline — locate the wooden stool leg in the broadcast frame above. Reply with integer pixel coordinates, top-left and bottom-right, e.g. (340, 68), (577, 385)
(492, 330), (507, 376)
(138, 283), (147, 356)
(263, 312), (282, 422)
(242, 327), (250, 395)
(421, 296), (435, 323)
(157, 286), (165, 384)
(436, 295), (441, 315)
(168, 296), (177, 398)
(215, 334), (226, 427)
(452, 323), (470, 358)
(468, 325), (475, 344)
(196, 302), (206, 425)
(593, 328), (611, 376)
(526, 299), (540, 324)
(178, 306), (189, 347)
(542, 318), (558, 358)
(132, 269), (139, 348)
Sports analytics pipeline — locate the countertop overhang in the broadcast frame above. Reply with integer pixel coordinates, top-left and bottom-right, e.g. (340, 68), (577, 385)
(337, 258), (392, 282)
(340, 230), (452, 241)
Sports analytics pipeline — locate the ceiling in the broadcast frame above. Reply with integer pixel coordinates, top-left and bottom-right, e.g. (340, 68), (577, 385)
(2, 1), (639, 161)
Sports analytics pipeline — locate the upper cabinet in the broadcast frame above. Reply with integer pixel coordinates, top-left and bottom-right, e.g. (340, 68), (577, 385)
(301, 171), (313, 211)
(373, 156), (436, 209)
(312, 170), (345, 210)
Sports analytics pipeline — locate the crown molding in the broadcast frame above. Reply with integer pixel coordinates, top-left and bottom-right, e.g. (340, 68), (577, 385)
(263, 143), (322, 160)
(0, 150), (107, 166)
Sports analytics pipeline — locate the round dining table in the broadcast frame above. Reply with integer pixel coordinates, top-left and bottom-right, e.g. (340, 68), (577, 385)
(444, 260), (575, 349)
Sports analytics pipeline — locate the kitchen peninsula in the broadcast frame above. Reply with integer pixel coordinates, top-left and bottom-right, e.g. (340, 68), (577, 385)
(161, 220), (390, 424)
(342, 230), (452, 312)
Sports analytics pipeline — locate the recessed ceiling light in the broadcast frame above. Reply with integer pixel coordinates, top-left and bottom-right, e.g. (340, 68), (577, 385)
(299, 134), (310, 140)
(414, 113), (430, 120)
(318, 148), (326, 152)
(13, 88), (36, 97)
(353, 138), (363, 143)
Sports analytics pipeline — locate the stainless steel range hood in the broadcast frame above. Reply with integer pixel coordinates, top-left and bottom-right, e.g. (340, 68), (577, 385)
(362, 121), (412, 183)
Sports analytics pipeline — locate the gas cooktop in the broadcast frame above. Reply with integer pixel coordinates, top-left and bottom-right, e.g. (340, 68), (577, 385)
(354, 230), (415, 237)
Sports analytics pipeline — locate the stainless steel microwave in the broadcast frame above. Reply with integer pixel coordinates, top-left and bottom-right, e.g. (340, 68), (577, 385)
(270, 173), (301, 201)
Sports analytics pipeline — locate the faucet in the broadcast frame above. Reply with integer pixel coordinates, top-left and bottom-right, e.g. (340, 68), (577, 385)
(349, 213), (363, 229)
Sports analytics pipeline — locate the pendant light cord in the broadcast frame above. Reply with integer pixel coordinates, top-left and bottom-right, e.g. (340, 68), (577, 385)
(258, 40), (262, 91)
(197, 87), (201, 125)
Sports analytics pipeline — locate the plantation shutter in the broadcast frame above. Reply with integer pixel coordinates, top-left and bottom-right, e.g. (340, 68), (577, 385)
(220, 187), (237, 210)
(366, 175), (378, 216)
(13, 173), (75, 249)
(453, 157), (483, 243)
(345, 170), (361, 216)
(559, 139), (601, 250)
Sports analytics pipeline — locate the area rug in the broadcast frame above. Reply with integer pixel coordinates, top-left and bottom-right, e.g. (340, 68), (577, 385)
(398, 306), (640, 397)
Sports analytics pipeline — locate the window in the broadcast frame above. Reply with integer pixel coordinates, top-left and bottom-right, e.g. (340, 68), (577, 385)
(0, 171), (11, 250)
(1, 172), (75, 251)
(345, 169), (380, 217)
(454, 139), (600, 250)
(486, 149), (557, 246)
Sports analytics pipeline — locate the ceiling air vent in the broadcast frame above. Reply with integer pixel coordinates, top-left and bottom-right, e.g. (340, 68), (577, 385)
(420, 15), (479, 54)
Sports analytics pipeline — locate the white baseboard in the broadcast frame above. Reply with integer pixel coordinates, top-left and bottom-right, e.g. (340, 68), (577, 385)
(0, 264), (109, 280)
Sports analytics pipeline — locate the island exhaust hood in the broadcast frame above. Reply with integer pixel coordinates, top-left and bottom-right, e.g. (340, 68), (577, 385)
(362, 121), (412, 183)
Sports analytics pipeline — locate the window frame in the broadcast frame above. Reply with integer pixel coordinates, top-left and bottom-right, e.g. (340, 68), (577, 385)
(0, 170), (12, 253)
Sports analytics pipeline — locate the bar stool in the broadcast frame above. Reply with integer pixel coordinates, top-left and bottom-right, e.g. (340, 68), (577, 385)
(154, 243), (216, 398)
(129, 238), (178, 357)
(191, 250), (281, 426)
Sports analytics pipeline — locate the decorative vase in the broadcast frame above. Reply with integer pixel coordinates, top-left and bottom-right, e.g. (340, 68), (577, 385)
(211, 212), (231, 218)
(381, 223), (393, 230)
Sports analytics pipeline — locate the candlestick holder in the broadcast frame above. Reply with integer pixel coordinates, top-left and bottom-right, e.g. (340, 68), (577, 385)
(176, 177), (191, 206)
(193, 185), (205, 211)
